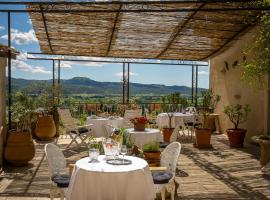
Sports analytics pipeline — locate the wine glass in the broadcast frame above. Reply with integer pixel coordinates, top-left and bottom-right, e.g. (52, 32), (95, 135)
(120, 145), (127, 162)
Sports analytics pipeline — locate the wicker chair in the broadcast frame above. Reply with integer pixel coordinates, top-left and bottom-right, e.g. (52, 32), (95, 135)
(154, 142), (181, 200)
(45, 143), (69, 200)
(58, 108), (93, 148)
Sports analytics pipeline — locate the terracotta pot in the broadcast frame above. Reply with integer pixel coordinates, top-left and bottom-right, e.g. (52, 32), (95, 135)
(134, 123), (145, 131)
(195, 128), (212, 148)
(163, 128), (174, 143)
(226, 129), (246, 148)
(143, 151), (161, 166)
(36, 115), (56, 140)
(4, 131), (35, 166)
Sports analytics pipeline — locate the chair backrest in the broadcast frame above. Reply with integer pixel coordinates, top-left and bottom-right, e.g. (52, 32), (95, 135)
(185, 106), (197, 114)
(160, 142), (181, 173)
(170, 119), (185, 142)
(45, 143), (67, 176)
(58, 108), (76, 131)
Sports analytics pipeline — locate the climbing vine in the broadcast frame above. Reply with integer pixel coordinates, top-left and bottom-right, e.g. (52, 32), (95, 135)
(242, 0), (270, 89)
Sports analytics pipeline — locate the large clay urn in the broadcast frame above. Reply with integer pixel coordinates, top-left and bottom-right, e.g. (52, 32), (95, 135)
(35, 115), (56, 140)
(4, 131), (35, 166)
(163, 128), (174, 143)
(194, 128), (212, 148)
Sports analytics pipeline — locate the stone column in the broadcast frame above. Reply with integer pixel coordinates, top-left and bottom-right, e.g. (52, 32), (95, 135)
(0, 57), (7, 166)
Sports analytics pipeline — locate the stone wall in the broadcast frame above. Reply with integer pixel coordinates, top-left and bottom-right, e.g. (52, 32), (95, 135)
(0, 57), (6, 166)
(210, 28), (267, 143)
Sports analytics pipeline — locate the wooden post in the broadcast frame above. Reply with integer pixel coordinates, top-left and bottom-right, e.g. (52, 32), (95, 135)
(266, 72), (270, 136)
(0, 57), (7, 166)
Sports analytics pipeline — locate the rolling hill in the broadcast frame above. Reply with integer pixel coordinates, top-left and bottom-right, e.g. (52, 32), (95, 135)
(11, 77), (207, 96)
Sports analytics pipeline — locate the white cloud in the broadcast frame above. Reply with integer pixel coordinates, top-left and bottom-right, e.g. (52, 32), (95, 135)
(198, 71), (209, 76)
(0, 26), (5, 31)
(115, 72), (138, 77)
(1, 29), (38, 45)
(27, 18), (32, 25)
(60, 62), (72, 69)
(60, 61), (104, 69)
(12, 57), (51, 74)
(17, 52), (28, 61)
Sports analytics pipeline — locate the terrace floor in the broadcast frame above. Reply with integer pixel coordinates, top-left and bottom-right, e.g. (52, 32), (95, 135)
(0, 133), (269, 200)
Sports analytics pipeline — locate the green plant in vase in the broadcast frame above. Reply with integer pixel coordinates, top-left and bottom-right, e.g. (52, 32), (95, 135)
(4, 91), (36, 166)
(224, 104), (251, 148)
(195, 89), (220, 148)
(142, 141), (161, 165)
(161, 92), (182, 142)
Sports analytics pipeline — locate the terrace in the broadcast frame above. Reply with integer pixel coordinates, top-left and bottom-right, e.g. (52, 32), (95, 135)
(0, 0), (270, 200)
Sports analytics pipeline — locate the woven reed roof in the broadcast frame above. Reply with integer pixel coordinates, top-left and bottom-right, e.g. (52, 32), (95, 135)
(27, 1), (260, 61)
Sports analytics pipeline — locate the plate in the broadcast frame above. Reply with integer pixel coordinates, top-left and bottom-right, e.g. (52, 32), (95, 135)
(106, 158), (132, 165)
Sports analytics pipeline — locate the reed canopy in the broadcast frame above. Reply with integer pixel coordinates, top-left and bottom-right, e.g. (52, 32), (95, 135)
(27, 0), (263, 61)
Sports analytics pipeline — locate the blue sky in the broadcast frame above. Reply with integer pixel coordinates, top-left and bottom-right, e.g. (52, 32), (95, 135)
(0, 5), (209, 88)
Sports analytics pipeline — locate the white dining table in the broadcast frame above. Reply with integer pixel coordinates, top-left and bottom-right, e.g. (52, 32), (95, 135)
(126, 128), (163, 148)
(67, 155), (155, 200)
(87, 116), (123, 137)
(156, 112), (196, 128)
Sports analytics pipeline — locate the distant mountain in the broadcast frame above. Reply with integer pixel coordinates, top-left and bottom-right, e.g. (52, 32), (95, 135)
(11, 77), (207, 96)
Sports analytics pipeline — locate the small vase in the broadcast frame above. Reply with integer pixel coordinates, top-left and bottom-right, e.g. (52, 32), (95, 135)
(134, 123), (145, 131)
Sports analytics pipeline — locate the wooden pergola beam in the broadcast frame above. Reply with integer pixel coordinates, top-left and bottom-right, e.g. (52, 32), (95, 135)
(106, 4), (122, 56)
(39, 5), (53, 54)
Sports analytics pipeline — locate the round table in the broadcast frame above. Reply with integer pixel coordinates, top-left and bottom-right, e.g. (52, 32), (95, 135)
(67, 156), (155, 200)
(157, 112), (195, 128)
(87, 117), (123, 137)
(126, 128), (163, 148)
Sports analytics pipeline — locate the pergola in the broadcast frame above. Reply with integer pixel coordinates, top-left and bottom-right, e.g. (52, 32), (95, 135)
(0, 0), (269, 129)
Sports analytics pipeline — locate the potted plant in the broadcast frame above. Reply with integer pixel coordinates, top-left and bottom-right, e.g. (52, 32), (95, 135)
(161, 92), (182, 142)
(4, 92), (35, 166)
(35, 83), (58, 140)
(130, 116), (149, 131)
(224, 104), (251, 148)
(142, 141), (161, 166)
(195, 90), (220, 148)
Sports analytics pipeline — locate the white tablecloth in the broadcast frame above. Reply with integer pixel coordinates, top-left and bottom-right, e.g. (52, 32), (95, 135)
(126, 128), (163, 148)
(67, 156), (155, 200)
(157, 112), (195, 128)
(87, 117), (123, 137)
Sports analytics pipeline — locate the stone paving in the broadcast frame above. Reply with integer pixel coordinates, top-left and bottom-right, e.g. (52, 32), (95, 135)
(0, 134), (269, 200)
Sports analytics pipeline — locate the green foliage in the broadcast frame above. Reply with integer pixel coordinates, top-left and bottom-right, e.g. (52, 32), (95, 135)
(201, 89), (221, 113)
(161, 92), (187, 129)
(121, 128), (134, 148)
(11, 91), (36, 132)
(161, 92), (181, 113)
(199, 89), (221, 128)
(242, 1), (270, 89)
(224, 104), (251, 129)
(142, 141), (160, 152)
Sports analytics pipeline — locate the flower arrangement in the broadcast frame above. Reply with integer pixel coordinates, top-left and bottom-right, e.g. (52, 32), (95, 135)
(130, 116), (149, 125)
